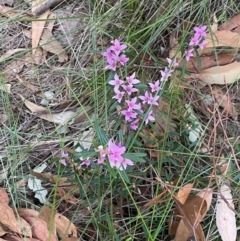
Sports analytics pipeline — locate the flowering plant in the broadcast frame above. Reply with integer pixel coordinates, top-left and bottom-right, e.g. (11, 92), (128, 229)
(60, 25), (208, 171)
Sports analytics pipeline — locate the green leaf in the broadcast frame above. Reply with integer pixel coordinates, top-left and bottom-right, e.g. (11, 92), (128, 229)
(94, 121), (108, 145)
(123, 153), (146, 163)
(97, 222), (111, 233)
(120, 169), (130, 183)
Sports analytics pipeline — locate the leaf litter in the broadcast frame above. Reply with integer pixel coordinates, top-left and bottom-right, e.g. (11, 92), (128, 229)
(1, 2), (240, 241)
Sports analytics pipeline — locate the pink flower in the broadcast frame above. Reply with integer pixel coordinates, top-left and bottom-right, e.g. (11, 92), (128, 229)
(166, 58), (179, 67)
(113, 89), (125, 103)
(105, 61), (117, 71)
(160, 67), (173, 81)
(189, 34), (200, 46)
(120, 158), (134, 170)
(149, 80), (161, 92)
(130, 119), (139, 130)
(110, 39), (127, 56)
(126, 97), (141, 110)
(96, 145), (107, 164)
(149, 94), (159, 106)
(107, 140), (125, 164)
(139, 91), (152, 104)
(109, 74), (124, 91)
(126, 72), (140, 85)
(198, 40), (208, 49)
(80, 159), (91, 167)
(145, 110), (155, 124)
(60, 151), (68, 166)
(122, 84), (138, 95)
(194, 25), (207, 37)
(102, 47), (115, 63)
(117, 54), (129, 65)
(185, 48), (194, 61)
(121, 108), (137, 122)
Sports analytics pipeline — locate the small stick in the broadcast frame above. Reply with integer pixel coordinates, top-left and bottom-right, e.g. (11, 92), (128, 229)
(32, 0), (64, 16)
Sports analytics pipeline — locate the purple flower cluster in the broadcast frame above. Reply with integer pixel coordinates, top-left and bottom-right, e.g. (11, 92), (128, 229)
(102, 39), (129, 71)
(103, 40), (174, 130)
(80, 140), (133, 170)
(185, 26), (208, 61)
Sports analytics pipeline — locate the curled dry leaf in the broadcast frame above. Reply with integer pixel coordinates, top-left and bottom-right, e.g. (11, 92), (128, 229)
(212, 85), (238, 119)
(174, 196), (207, 241)
(175, 183), (194, 205)
(55, 213), (77, 239)
(184, 54), (235, 72)
(1, 234), (40, 241)
(0, 188), (9, 205)
(196, 188), (213, 213)
(216, 183), (236, 241)
(191, 61), (240, 85)
(220, 14), (240, 31)
(205, 30), (240, 49)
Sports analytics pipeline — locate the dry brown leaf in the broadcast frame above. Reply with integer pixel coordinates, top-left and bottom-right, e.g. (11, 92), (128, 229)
(143, 190), (168, 207)
(32, 47), (47, 65)
(0, 204), (22, 234)
(18, 94), (75, 124)
(2, 234), (27, 241)
(32, 9), (50, 56)
(220, 14), (240, 31)
(212, 85), (238, 119)
(174, 196), (207, 241)
(55, 213), (77, 239)
(61, 238), (80, 241)
(17, 217), (32, 237)
(204, 30), (240, 49)
(216, 183), (236, 241)
(46, 13), (56, 32)
(191, 61), (240, 85)
(0, 48), (25, 62)
(39, 206), (56, 235)
(17, 208), (39, 219)
(1, 234), (40, 241)
(23, 216), (51, 241)
(0, 188), (9, 205)
(0, 224), (6, 236)
(174, 219), (205, 241)
(40, 29), (68, 62)
(33, 172), (68, 185)
(175, 183), (194, 205)
(184, 54), (235, 72)
(196, 188), (213, 215)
